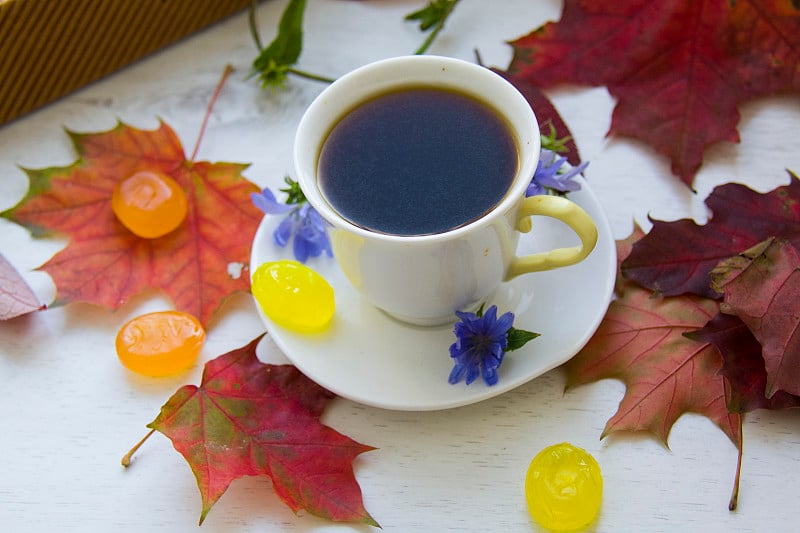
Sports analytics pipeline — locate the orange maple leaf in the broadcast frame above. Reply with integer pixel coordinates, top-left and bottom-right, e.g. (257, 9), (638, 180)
(1, 120), (262, 327)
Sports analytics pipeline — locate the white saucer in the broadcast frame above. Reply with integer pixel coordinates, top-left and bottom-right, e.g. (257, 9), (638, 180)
(250, 177), (615, 411)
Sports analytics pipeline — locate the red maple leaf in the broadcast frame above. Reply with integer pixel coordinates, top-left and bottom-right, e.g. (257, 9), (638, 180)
(710, 236), (800, 397)
(565, 229), (742, 447)
(687, 312), (800, 413)
(0, 120), (262, 327)
(507, 0), (800, 186)
(622, 176), (800, 298)
(492, 69), (583, 166)
(0, 252), (44, 319)
(148, 335), (378, 526)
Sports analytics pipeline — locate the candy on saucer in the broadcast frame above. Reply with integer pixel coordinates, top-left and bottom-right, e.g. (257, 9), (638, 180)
(525, 442), (603, 531)
(252, 260), (335, 333)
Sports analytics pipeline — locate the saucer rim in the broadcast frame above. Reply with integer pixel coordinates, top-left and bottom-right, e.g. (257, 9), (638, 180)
(250, 177), (615, 411)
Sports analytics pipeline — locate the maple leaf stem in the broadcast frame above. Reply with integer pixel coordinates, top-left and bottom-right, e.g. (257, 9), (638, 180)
(729, 416), (744, 511)
(190, 64), (234, 162)
(121, 428), (156, 468)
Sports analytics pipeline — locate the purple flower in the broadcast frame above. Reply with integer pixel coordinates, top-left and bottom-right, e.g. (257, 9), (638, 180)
(251, 187), (293, 216)
(448, 305), (515, 386)
(526, 149), (588, 197)
(251, 187), (332, 263)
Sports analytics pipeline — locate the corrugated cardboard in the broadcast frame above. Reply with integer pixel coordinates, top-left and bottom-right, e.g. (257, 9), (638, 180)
(0, 0), (252, 125)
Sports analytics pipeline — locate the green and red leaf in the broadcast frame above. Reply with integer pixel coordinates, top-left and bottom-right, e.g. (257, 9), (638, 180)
(149, 335), (379, 526)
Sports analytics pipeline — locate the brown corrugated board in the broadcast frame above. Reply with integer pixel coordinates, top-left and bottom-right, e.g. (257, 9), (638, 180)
(0, 0), (252, 125)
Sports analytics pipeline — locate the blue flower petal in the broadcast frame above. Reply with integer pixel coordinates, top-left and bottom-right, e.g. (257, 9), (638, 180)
(482, 365), (499, 386)
(307, 207), (327, 233)
(465, 362), (480, 385)
(527, 148), (588, 196)
(252, 188), (293, 215)
(292, 233), (312, 263)
(526, 181), (546, 197)
(448, 304), (515, 386)
(273, 216), (295, 247)
(448, 361), (467, 384)
(257, 185), (334, 262)
(491, 311), (515, 338)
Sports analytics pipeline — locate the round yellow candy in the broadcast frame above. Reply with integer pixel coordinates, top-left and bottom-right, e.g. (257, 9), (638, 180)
(252, 260), (335, 333)
(525, 442), (603, 531)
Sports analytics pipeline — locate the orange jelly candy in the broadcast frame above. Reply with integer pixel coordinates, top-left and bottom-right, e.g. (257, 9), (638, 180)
(116, 311), (205, 376)
(111, 170), (188, 238)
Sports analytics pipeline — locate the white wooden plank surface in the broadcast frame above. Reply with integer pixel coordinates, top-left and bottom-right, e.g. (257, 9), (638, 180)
(2, 2), (799, 532)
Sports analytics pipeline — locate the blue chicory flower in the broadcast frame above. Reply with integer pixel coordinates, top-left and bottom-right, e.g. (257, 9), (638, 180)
(250, 187), (294, 216)
(526, 148), (589, 197)
(448, 305), (515, 386)
(251, 187), (332, 263)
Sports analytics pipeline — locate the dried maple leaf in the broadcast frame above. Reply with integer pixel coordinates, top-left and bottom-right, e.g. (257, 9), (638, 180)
(622, 175), (800, 298)
(507, 0), (800, 186)
(687, 312), (800, 413)
(0, 121), (262, 327)
(613, 221), (645, 294)
(566, 228), (741, 446)
(0, 252), (44, 319)
(711, 236), (800, 397)
(492, 69), (582, 166)
(148, 335), (378, 526)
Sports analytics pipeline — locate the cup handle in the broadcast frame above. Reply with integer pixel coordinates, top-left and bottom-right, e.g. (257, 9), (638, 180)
(505, 195), (598, 280)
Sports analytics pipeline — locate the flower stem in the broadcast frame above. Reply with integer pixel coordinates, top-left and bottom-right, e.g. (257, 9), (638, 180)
(249, 0), (263, 50)
(121, 428), (156, 467)
(414, 0), (461, 55)
(287, 67), (336, 84)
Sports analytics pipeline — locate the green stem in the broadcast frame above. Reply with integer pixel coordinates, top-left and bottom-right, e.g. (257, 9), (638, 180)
(414, 0), (461, 55)
(249, 0), (263, 51)
(287, 67), (336, 84)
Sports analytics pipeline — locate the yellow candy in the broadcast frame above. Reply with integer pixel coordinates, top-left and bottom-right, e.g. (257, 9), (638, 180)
(525, 442), (603, 531)
(252, 260), (335, 333)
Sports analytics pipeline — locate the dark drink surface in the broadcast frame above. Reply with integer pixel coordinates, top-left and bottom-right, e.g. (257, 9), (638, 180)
(318, 87), (518, 236)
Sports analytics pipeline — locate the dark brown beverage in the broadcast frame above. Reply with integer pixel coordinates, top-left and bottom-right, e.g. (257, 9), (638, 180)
(318, 87), (519, 236)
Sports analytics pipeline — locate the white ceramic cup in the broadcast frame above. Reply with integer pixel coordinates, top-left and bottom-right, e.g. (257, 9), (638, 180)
(295, 55), (598, 326)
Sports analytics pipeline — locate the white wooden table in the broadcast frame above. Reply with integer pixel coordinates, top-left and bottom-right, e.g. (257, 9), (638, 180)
(2, 2), (799, 532)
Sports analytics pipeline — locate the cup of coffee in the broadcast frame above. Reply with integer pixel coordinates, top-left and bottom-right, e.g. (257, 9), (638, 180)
(294, 55), (598, 326)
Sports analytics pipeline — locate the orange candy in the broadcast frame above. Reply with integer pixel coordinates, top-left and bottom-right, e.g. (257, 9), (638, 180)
(111, 170), (188, 238)
(116, 311), (205, 376)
